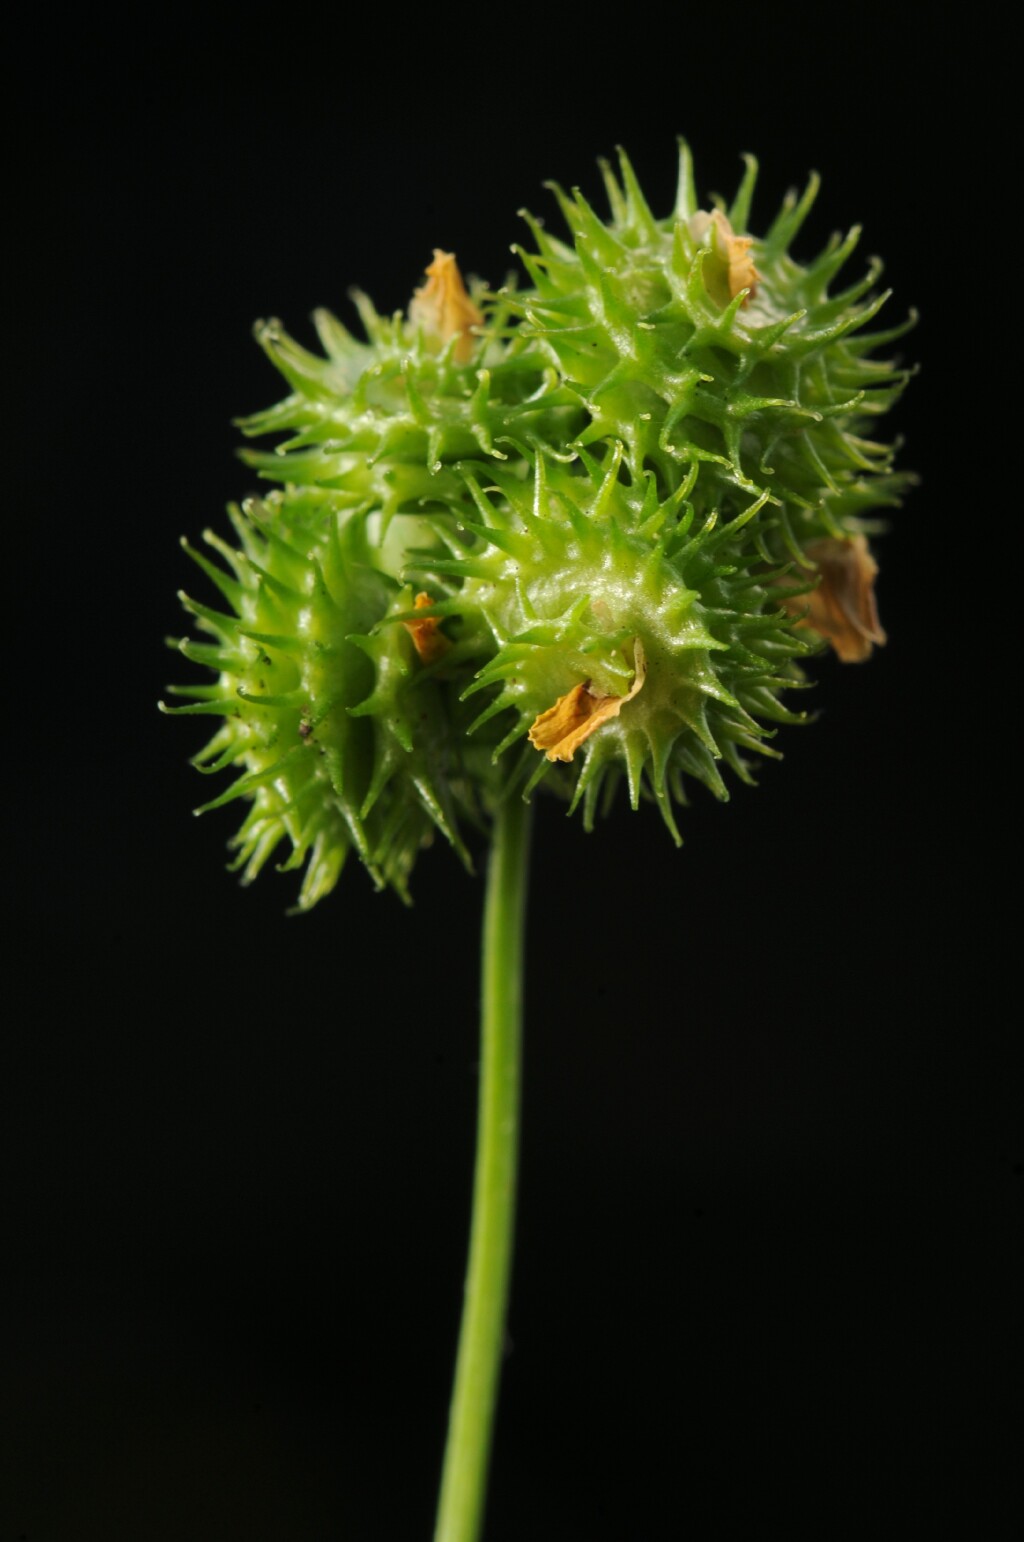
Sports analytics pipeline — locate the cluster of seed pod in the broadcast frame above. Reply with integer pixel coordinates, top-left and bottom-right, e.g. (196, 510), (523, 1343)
(164, 145), (913, 908)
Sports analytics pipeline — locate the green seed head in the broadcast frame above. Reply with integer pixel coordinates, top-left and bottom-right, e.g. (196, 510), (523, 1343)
(164, 143), (915, 909)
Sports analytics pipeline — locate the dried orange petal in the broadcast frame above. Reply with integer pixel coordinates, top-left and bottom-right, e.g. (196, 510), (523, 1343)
(408, 250), (482, 364)
(779, 535), (886, 662)
(402, 591), (451, 664)
(690, 209), (760, 306)
(528, 642), (647, 762)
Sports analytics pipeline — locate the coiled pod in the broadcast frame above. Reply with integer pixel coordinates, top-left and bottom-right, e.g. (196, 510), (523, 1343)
(164, 144), (913, 907)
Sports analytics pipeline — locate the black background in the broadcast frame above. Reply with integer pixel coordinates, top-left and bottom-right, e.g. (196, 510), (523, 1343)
(6, 13), (1016, 1540)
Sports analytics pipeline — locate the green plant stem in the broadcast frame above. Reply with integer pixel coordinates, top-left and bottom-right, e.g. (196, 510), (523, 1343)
(433, 793), (532, 1542)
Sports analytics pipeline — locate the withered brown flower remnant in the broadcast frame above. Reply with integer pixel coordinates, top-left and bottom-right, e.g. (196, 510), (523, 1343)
(402, 591), (451, 664)
(528, 643), (647, 762)
(408, 249), (482, 363)
(779, 535), (886, 663)
(689, 209), (760, 307)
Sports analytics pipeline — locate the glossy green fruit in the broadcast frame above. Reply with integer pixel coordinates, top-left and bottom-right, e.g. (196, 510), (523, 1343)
(164, 144), (914, 907)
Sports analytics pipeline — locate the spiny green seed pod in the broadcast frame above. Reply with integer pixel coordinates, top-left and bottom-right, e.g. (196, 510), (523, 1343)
(164, 143), (914, 909)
